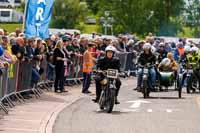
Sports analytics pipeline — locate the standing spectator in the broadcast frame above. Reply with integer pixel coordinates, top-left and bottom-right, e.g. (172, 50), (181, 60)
(26, 38), (42, 87)
(0, 44), (9, 68)
(46, 39), (55, 81)
(165, 42), (172, 52)
(133, 40), (145, 54)
(53, 40), (67, 93)
(79, 37), (87, 54)
(82, 42), (95, 94)
(126, 39), (136, 76)
(11, 37), (26, 60)
(1, 36), (17, 64)
(0, 29), (4, 35)
(116, 36), (127, 52)
(15, 28), (22, 37)
(71, 38), (80, 54)
(100, 38), (109, 51)
(74, 31), (81, 39)
(174, 42), (184, 62)
(62, 36), (72, 86)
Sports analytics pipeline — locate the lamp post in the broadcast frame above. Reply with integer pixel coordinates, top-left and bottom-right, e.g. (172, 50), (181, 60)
(100, 11), (114, 35)
(147, 11), (154, 33)
(147, 11), (154, 21)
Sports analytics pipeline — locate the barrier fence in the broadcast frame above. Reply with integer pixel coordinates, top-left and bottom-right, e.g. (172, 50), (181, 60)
(0, 52), (134, 114)
(115, 52), (136, 75)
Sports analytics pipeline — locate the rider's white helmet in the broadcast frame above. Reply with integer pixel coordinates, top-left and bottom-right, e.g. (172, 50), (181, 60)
(105, 45), (117, 52)
(184, 45), (191, 53)
(143, 43), (152, 50)
(161, 58), (171, 67)
(191, 46), (199, 53)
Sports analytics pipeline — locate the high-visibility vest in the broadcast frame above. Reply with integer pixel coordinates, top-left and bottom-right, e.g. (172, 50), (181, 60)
(178, 48), (184, 57)
(186, 54), (199, 69)
(82, 50), (94, 73)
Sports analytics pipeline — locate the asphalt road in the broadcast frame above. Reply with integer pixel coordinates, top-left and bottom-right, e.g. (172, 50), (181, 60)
(53, 77), (200, 133)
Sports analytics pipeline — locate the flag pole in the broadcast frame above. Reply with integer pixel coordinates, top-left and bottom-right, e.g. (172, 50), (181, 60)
(22, 0), (28, 33)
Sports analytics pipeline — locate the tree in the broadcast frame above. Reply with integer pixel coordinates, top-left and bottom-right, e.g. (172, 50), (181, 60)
(50, 0), (85, 29)
(86, 0), (185, 36)
(85, 0), (99, 14)
(185, 0), (200, 37)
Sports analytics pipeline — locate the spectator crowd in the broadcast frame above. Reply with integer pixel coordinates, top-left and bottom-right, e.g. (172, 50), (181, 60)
(0, 28), (200, 94)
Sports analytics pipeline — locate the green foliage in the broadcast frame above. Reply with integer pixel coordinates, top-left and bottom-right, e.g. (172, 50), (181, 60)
(86, 0), (185, 36)
(184, 0), (200, 37)
(85, 0), (99, 14)
(77, 22), (99, 33)
(0, 23), (22, 33)
(50, 0), (88, 29)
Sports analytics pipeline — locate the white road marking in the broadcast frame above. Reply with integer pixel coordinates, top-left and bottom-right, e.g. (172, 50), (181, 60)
(125, 100), (151, 109)
(120, 109), (140, 113)
(147, 109), (153, 113)
(131, 102), (141, 108)
(1, 128), (38, 132)
(166, 109), (173, 113)
(3, 118), (41, 123)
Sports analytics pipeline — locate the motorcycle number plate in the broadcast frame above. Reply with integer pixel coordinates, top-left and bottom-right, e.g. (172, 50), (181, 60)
(143, 69), (148, 74)
(107, 69), (118, 79)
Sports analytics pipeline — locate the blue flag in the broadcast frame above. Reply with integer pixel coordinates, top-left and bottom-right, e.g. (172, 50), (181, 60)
(25, 0), (54, 39)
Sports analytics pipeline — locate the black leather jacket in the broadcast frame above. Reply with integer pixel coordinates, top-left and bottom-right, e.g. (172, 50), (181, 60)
(97, 56), (121, 71)
(138, 52), (156, 66)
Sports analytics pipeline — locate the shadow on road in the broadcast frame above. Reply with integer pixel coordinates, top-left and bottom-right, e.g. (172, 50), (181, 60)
(93, 110), (129, 115)
(138, 97), (186, 100)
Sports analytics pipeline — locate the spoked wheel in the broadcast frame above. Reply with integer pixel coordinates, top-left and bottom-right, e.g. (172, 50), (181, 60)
(143, 80), (149, 99)
(99, 91), (105, 110)
(178, 86), (182, 98)
(105, 89), (115, 113)
(186, 77), (192, 93)
(177, 79), (182, 98)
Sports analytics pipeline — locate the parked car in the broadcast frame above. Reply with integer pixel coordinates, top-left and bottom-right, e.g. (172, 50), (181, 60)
(0, 0), (13, 8)
(85, 16), (96, 24)
(12, 0), (21, 8)
(49, 28), (81, 35)
(0, 8), (23, 23)
(0, 0), (22, 8)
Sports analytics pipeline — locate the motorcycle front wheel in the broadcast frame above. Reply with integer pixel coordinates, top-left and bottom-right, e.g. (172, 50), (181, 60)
(105, 88), (115, 113)
(143, 80), (149, 99)
(99, 91), (105, 110)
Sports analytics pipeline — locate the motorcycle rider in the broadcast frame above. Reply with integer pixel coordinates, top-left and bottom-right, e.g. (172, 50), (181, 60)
(93, 45), (121, 104)
(135, 43), (157, 92)
(186, 46), (199, 69)
(156, 42), (168, 63)
(180, 46), (200, 91)
(190, 47), (200, 90)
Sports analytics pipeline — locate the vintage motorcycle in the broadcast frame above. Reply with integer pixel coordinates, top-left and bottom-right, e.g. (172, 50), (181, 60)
(94, 69), (119, 113)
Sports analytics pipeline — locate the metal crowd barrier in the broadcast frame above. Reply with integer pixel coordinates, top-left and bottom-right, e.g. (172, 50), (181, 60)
(0, 68), (9, 114)
(37, 57), (53, 91)
(115, 52), (136, 76)
(0, 60), (43, 114)
(66, 54), (83, 84)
